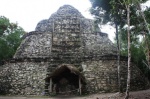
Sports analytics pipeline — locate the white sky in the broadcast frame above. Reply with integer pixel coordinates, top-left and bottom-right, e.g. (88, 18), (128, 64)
(3, 0), (150, 42)
(0, 0), (116, 41)
(0, 0), (92, 31)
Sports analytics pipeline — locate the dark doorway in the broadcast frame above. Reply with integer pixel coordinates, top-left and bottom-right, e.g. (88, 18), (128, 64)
(45, 64), (85, 95)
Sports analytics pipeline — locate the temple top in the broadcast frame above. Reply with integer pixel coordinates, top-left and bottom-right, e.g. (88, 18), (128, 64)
(35, 5), (90, 32)
(14, 5), (117, 58)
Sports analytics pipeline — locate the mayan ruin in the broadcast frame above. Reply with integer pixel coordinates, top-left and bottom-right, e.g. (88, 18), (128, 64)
(0, 5), (149, 96)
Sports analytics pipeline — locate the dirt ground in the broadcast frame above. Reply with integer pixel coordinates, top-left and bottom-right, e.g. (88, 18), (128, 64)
(0, 89), (150, 99)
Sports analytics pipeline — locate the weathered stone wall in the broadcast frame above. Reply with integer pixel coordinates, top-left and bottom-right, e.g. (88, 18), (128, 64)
(14, 32), (52, 58)
(14, 31), (116, 59)
(82, 60), (149, 93)
(0, 5), (149, 96)
(0, 61), (48, 95)
(0, 58), (149, 95)
(14, 5), (117, 59)
(35, 5), (84, 32)
(83, 33), (117, 56)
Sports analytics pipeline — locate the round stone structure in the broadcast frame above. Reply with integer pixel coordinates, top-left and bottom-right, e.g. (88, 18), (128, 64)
(0, 5), (149, 95)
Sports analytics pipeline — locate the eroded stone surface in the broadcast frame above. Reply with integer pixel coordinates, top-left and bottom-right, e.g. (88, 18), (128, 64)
(0, 5), (149, 95)
(0, 62), (48, 95)
(82, 60), (149, 93)
(14, 5), (116, 58)
(14, 31), (52, 58)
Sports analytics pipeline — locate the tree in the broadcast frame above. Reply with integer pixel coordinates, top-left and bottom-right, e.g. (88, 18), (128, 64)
(0, 16), (25, 63)
(124, 1), (131, 99)
(118, 5), (150, 80)
(0, 16), (10, 36)
(90, 0), (124, 92)
(139, 7), (150, 68)
(113, 1), (150, 98)
(89, 0), (150, 98)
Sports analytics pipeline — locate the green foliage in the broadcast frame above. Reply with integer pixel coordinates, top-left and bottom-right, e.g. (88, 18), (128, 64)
(145, 8), (150, 22)
(0, 16), (25, 62)
(89, 0), (148, 26)
(89, 0), (150, 80)
(0, 16), (10, 36)
(119, 28), (150, 80)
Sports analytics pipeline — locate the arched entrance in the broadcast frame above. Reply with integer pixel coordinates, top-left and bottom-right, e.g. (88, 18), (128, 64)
(45, 64), (85, 95)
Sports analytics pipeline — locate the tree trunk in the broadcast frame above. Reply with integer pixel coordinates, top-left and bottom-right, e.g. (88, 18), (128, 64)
(125, 4), (131, 99)
(115, 23), (121, 93)
(137, 1), (150, 67)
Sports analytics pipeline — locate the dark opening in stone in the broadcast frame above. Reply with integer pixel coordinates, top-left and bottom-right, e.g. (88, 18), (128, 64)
(45, 64), (85, 95)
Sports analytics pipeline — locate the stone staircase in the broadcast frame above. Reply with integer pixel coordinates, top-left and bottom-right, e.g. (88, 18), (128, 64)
(45, 16), (83, 94)
(51, 16), (82, 67)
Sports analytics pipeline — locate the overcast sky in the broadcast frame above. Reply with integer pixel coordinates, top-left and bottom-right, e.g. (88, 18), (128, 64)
(1, 0), (150, 41)
(0, 0), (116, 41)
(0, 0), (93, 31)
